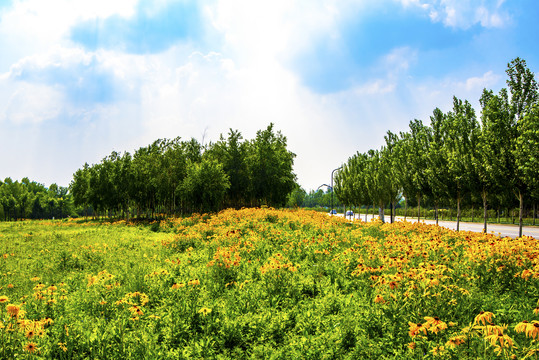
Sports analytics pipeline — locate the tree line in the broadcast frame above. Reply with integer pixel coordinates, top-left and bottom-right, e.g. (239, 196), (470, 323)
(69, 123), (296, 218)
(333, 58), (539, 237)
(0, 178), (74, 221)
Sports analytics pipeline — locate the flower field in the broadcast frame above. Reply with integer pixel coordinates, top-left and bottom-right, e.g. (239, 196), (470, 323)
(1, 208), (539, 359)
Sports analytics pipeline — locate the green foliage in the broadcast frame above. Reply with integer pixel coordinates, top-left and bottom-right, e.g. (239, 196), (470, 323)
(0, 178), (74, 221)
(180, 159), (230, 213)
(65, 123), (297, 220)
(515, 104), (539, 199)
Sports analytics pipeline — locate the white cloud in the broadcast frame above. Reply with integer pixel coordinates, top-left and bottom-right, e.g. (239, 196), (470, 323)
(396, 0), (510, 29)
(0, 81), (64, 124)
(463, 71), (500, 92)
(0, 0), (138, 71)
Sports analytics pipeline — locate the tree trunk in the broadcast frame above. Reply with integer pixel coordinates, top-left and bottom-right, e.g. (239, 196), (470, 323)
(372, 202), (375, 220)
(365, 205), (368, 222)
(471, 205), (474, 223)
(378, 203), (385, 223)
(456, 197), (461, 232)
(404, 197), (408, 221)
(481, 190), (488, 234)
(534, 203), (536, 226)
(417, 195), (421, 221)
(519, 191), (524, 238)
(434, 202), (439, 226)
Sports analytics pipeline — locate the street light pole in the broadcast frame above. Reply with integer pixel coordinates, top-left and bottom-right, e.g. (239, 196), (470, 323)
(331, 167), (342, 213)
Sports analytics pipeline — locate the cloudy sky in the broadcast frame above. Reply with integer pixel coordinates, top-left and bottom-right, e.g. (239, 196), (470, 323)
(0, 0), (538, 191)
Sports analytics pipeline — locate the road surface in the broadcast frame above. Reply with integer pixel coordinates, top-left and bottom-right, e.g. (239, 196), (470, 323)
(336, 213), (539, 239)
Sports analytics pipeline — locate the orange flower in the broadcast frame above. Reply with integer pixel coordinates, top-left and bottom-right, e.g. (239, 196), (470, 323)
(526, 321), (539, 340)
(6, 304), (20, 318)
(474, 311), (494, 325)
(423, 316), (448, 334)
(485, 332), (514, 349)
(23, 342), (37, 353)
(446, 335), (467, 348)
(0, 295), (8, 303)
(515, 320), (529, 333)
(408, 322), (427, 337)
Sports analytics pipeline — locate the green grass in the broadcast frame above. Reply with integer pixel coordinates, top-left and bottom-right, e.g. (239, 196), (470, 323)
(1, 209), (538, 359)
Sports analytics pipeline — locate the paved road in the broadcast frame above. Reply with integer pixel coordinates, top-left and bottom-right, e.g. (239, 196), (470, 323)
(337, 213), (539, 239)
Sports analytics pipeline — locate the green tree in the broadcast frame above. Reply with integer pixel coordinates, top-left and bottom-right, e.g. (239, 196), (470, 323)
(426, 108), (450, 226)
(206, 129), (250, 208)
(363, 149), (393, 222)
(444, 97), (480, 231)
(506, 58), (538, 236)
(506, 57), (538, 122)
(514, 104), (539, 234)
(248, 124), (296, 207)
(70, 163), (91, 217)
(286, 185), (306, 208)
(407, 120), (432, 220)
(476, 88), (514, 233)
(383, 131), (403, 223)
(180, 159), (230, 213)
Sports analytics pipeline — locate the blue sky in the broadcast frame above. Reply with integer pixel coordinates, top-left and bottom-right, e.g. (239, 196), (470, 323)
(1, 0), (538, 191)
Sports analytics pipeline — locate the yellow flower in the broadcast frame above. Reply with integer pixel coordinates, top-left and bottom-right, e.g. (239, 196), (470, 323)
(515, 320), (529, 333)
(374, 295), (386, 304)
(525, 321), (539, 340)
(534, 307), (539, 315)
(25, 329), (35, 338)
(23, 342), (37, 353)
(430, 346), (445, 356)
(474, 311), (494, 325)
(6, 303), (20, 318)
(485, 332), (514, 349)
(58, 342), (67, 352)
(408, 322), (427, 337)
(423, 316), (448, 334)
(445, 335), (466, 348)
(198, 307), (212, 316)
(129, 306), (144, 316)
(0, 295), (8, 303)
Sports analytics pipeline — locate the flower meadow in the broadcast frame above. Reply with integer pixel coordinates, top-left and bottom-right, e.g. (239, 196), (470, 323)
(1, 208), (538, 359)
